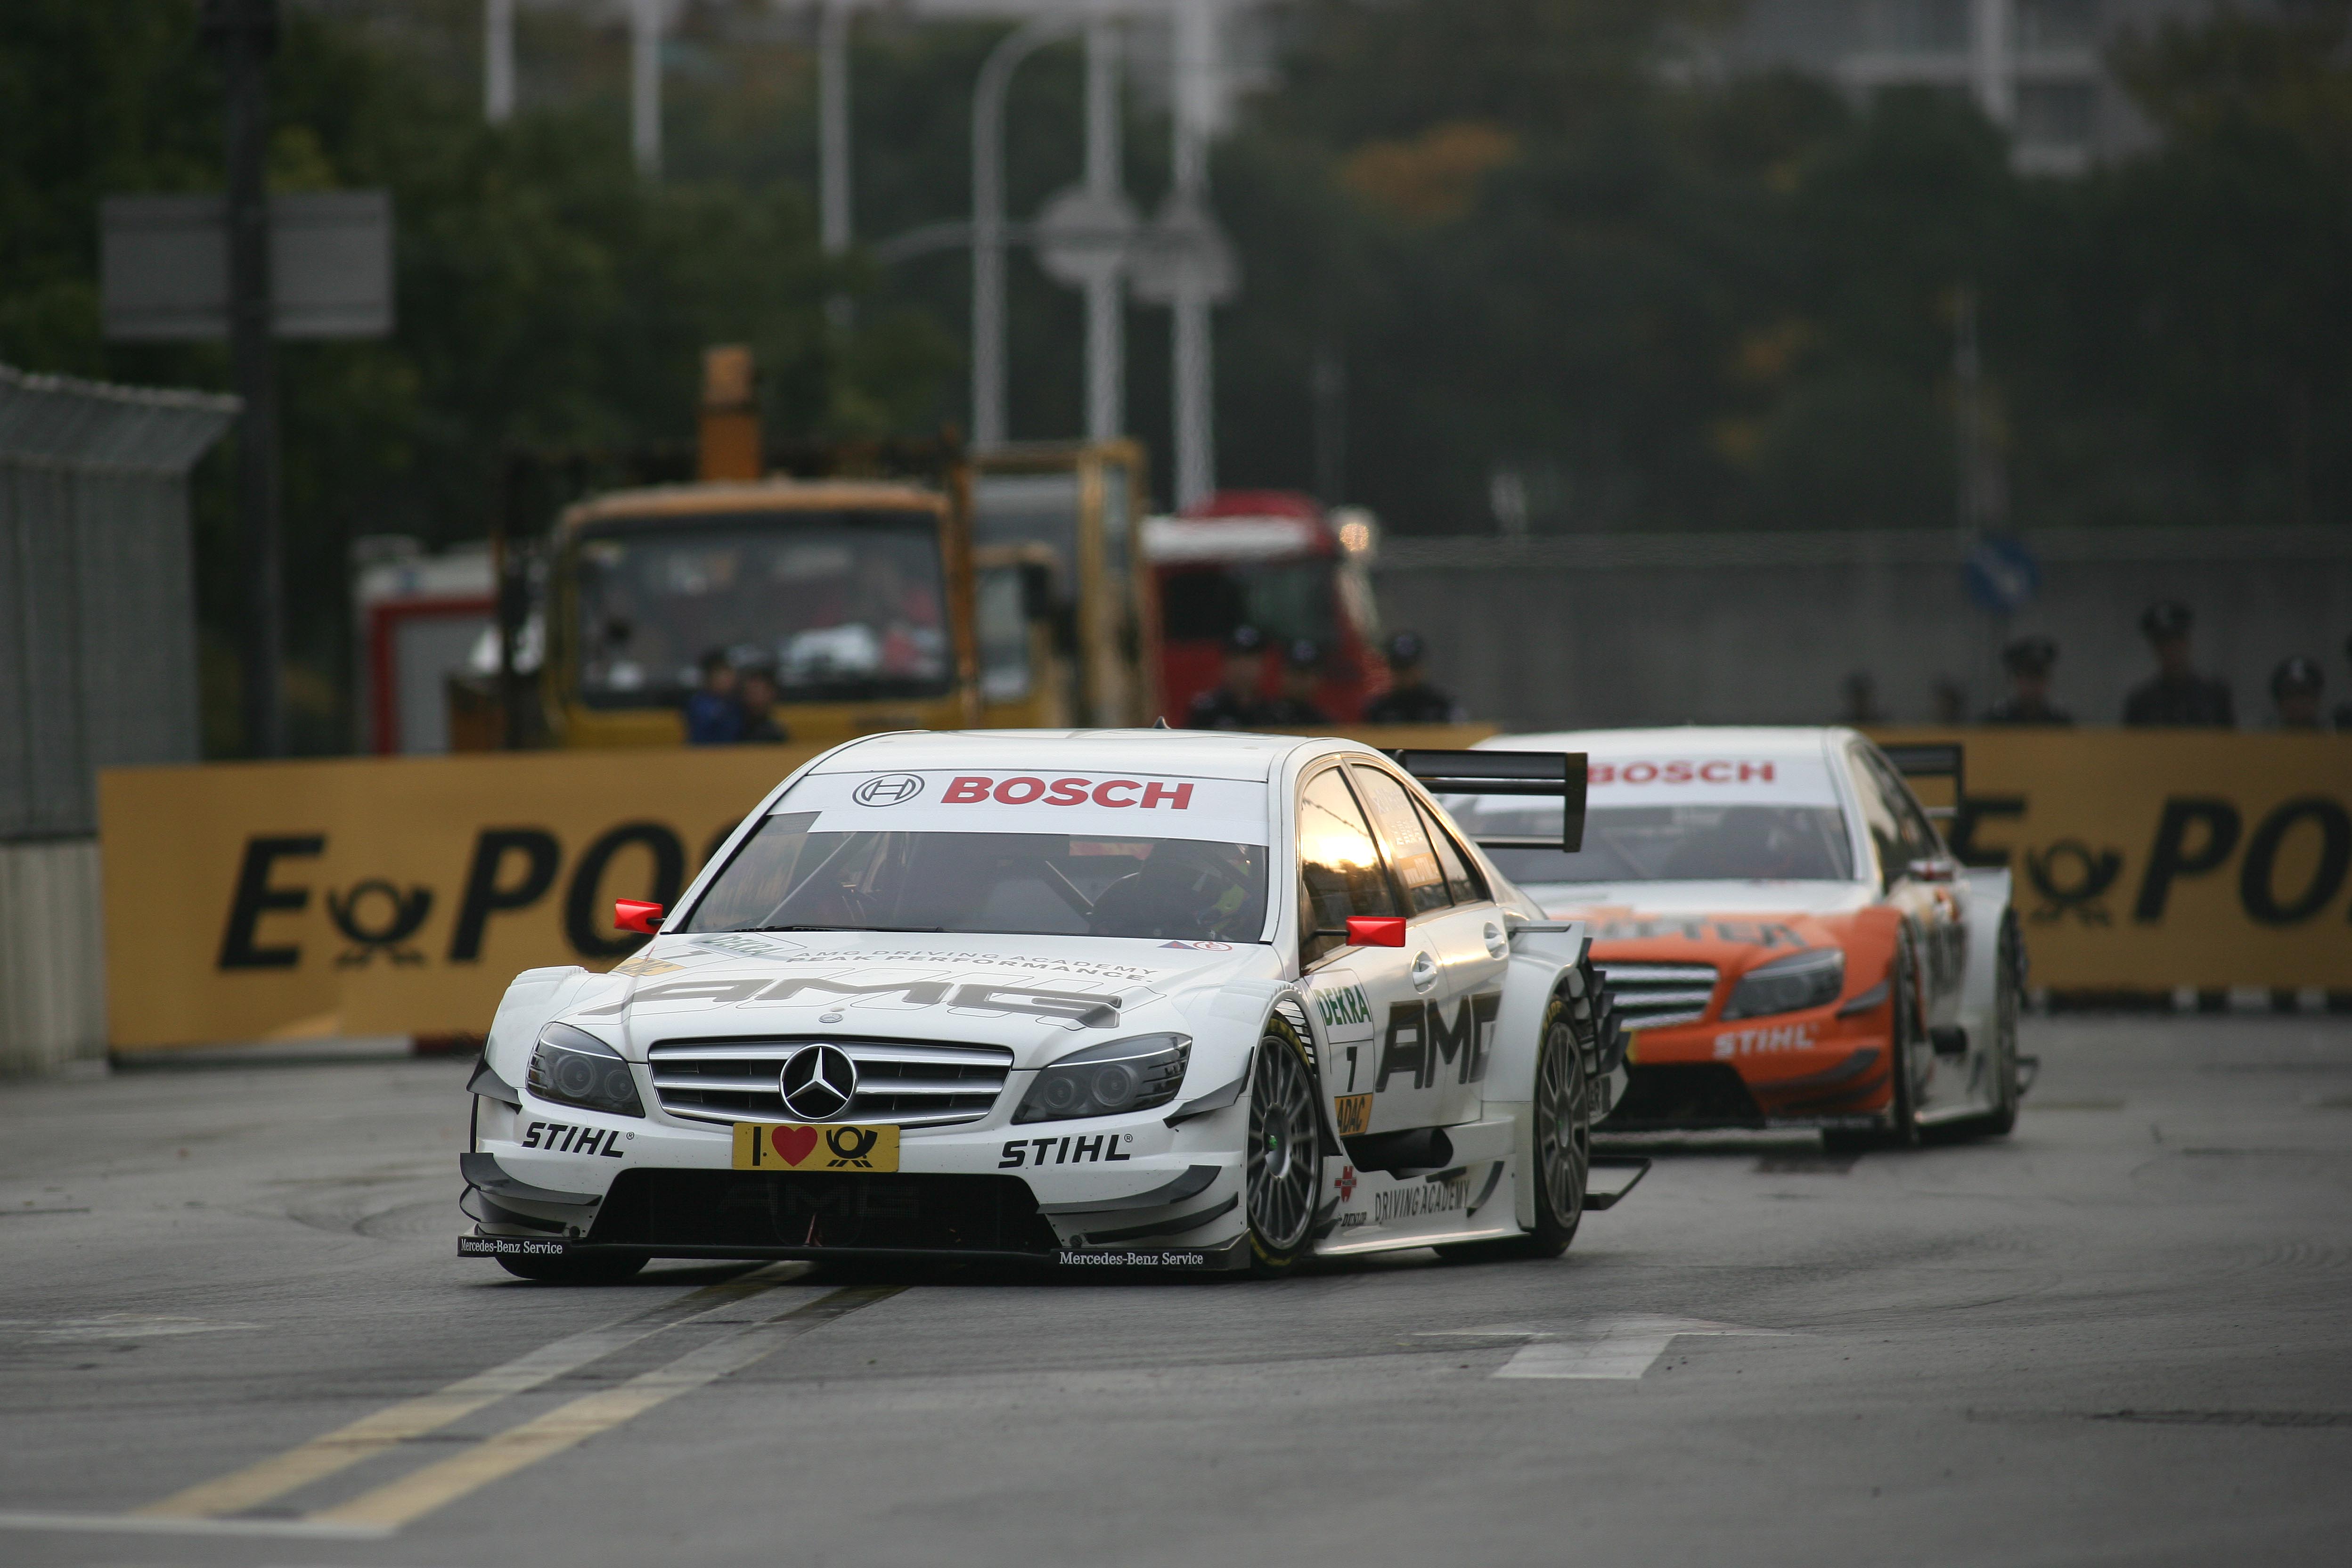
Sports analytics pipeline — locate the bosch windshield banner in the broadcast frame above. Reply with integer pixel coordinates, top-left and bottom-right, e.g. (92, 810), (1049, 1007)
(779, 766), (1269, 845)
(1867, 728), (2352, 993)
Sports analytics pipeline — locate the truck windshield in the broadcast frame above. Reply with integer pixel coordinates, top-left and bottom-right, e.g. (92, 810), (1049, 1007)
(1159, 561), (1335, 646)
(683, 813), (1269, 943)
(572, 510), (950, 707)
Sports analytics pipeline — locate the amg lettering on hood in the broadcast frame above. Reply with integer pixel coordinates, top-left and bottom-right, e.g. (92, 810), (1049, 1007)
(587, 972), (1123, 1028)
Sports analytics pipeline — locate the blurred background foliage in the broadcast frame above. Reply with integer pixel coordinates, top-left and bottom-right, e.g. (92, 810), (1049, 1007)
(1, 0), (2347, 751)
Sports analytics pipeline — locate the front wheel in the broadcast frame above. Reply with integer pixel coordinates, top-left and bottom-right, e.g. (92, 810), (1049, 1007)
(1440, 993), (1588, 1262)
(1243, 1017), (1323, 1276)
(1825, 939), (1924, 1154)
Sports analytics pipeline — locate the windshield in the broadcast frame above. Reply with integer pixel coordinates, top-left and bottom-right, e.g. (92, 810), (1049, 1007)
(1160, 560), (1335, 646)
(1456, 803), (1856, 885)
(683, 814), (1268, 942)
(571, 510), (949, 707)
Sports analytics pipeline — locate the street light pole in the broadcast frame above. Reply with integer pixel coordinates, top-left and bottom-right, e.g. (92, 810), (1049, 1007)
(203, 0), (285, 758)
(971, 12), (1080, 450)
(819, 0), (852, 253)
(485, 0), (515, 123)
(819, 0), (853, 328)
(1170, 0), (1219, 506)
(1083, 12), (1125, 442)
(630, 0), (663, 177)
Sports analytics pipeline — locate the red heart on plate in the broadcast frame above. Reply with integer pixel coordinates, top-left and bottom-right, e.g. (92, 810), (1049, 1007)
(771, 1125), (821, 1167)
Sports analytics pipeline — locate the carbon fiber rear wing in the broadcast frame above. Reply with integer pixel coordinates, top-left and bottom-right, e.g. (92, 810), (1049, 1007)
(1383, 749), (1589, 852)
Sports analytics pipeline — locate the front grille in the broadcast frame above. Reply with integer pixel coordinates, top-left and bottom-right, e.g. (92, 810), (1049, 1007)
(588, 1169), (1060, 1255)
(647, 1037), (1014, 1128)
(1595, 962), (1720, 1031)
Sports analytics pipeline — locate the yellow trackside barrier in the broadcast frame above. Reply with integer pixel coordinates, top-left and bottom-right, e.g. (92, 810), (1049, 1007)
(95, 727), (2349, 1051)
(1868, 727), (2352, 993)
(99, 746), (826, 1052)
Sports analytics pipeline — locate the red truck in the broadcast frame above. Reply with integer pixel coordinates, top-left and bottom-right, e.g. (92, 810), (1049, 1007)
(1144, 490), (1382, 723)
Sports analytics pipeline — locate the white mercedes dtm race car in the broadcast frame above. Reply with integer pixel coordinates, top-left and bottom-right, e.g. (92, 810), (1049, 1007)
(459, 729), (1636, 1280)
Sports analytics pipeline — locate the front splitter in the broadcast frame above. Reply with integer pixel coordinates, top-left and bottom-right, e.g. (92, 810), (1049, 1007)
(457, 1233), (1250, 1273)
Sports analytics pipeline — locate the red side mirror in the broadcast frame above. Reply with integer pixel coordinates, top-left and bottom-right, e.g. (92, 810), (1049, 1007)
(615, 900), (665, 935)
(1346, 915), (1407, 948)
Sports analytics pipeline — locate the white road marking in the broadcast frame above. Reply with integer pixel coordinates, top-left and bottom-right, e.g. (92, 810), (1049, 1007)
(135, 1261), (810, 1520)
(312, 1284), (901, 1529)
(0, 1509), (391, 1540)
(0, 1314), (264, 1341)
(1422, 1315), (1790, 1380)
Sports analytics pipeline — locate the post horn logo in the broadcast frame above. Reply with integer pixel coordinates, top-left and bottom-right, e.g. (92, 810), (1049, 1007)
(823, 1127), (881, 1166)
(326, 879), (435, 966)
(2024, 839), (2123, 926)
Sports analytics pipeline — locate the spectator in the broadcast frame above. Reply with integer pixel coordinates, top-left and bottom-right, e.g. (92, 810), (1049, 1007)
(1186, 625), (1271, 730)
(2270, 657), (2325, 730)
(1838, 671), (1886, 726)
(2123, 602), (2234, 727)
(1362, 630), (1465, 724)
(1984, 637), (2071, 725)
(736, 664), (789, 743)
(684, 649), (743, 745)
(1261, 639), (1332, 727)
(2336, 635), (2352, 731)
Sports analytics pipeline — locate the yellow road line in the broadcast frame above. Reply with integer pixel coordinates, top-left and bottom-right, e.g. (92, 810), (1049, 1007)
(135, 1262), (808, 1521)
(312, 1285), (899, 1530)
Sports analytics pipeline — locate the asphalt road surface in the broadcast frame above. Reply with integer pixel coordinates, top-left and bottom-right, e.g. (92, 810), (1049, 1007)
(3, 1013), (2349, 1568)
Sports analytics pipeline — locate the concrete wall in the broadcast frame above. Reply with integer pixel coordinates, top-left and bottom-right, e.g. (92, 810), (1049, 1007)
(0, 839), (105, 1074)
(1371, 526), (2352, 732)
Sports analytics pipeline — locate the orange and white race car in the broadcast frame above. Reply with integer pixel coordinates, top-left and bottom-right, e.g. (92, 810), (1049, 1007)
(1447, 728), (2027, 1149)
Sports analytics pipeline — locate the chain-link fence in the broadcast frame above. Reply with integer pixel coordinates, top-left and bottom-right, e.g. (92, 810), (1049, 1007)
(1, 365), (237, 1072)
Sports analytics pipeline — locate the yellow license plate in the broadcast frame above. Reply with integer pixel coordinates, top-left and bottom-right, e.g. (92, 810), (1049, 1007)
(1333, 1094), (1372, 1136)
(732, 1122), (900, 1173)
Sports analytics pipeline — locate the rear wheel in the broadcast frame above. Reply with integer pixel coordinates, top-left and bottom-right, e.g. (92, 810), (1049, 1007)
(494, 1250), (646, 1284)
(1244, 1018), (1322, 1276)
(1440, 993), (1588, 1262)
(1957, 913), (2024, 1138)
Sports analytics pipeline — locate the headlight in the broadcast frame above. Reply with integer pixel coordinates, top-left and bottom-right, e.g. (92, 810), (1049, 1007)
(1721, 948), (1845, 1021)
(1013, 1034), (1191, 1124)
(527, 1022), (645, 1118)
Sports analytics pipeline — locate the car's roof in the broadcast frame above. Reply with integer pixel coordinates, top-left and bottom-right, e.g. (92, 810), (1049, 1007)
(810, 728), (1332, 783)
(1479, 725), (1859, 760)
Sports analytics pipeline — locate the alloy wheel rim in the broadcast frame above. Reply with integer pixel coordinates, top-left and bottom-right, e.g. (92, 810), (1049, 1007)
(1246, 1034), (1319, 1250)
(1535, 1019), (1588, 1220)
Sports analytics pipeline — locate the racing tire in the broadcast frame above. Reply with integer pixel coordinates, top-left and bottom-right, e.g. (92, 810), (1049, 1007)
(1244, 1016), (1323, 1276)
(1438, 992), (1589, 1262)
(1954, 911), (2024, 1139)
(494, 1250), (647, 1285)
(1824, 939), (1924, 1154)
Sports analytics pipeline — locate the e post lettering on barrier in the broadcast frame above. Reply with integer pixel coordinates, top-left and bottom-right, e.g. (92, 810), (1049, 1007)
(1866, 727), (2352, 993)
(98, 746), (823, 1050)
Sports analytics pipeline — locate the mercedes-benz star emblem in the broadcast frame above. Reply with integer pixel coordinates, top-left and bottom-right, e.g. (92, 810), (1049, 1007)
(852, 774), (925, 806)
(779, 1044), (859, 1120)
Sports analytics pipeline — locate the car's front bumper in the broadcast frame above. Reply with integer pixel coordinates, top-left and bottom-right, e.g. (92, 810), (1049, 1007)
(461, 1094), (1251, 1270)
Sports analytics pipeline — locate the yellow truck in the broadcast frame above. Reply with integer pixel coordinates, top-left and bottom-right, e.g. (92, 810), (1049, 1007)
(500, 349), (1158, 750)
